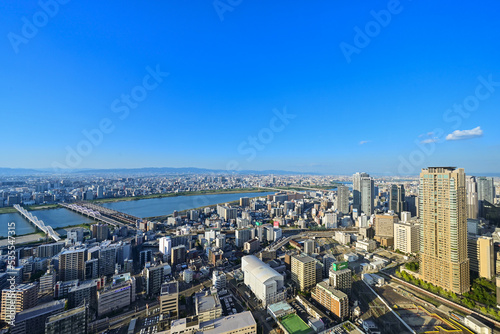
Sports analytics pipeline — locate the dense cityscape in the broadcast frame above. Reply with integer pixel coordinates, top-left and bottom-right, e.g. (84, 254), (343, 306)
(3, 1), (500, 334)
(0, 170), (498, 334)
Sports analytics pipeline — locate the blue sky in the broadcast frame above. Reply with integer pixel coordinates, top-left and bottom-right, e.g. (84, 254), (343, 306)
(1, 1), (499, 175)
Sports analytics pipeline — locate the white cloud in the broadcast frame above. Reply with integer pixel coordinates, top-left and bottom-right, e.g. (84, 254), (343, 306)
(419, 131), (434, 138)
(446, 126), (483, 141)
(359, 140), (370, 145)
(421, 138), (438, 144)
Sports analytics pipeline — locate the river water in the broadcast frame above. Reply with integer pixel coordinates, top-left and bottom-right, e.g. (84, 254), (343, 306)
(101, 191), (273, 218)
(0, 191), (273, 237)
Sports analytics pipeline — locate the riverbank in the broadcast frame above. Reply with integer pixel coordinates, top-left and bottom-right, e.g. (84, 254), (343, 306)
(90, 188), (270, 204)
(0, 232), (47, 247)
(0, 204), (59, 215)
(90, 184), (340, 205)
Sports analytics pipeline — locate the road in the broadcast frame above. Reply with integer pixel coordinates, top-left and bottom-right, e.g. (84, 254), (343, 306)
(227, 276), (273, 334)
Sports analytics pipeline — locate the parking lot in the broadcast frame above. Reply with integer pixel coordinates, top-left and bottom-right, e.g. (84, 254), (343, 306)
(220, 294), (243, 316)
(139, 315), (159, 334)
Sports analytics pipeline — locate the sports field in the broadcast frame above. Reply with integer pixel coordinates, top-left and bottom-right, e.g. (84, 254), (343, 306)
(280, 314), (312, 334)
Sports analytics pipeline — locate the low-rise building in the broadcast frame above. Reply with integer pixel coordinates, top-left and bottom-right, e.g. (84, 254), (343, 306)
(267, 301), (295, 321)
(355, 239), (377, 252)
(195, 292), (222, 322)
(199, 311), (257, 334)
(335, 231), (351, 245)
(463, 315), (491, 334)
(168, 311), (257, 334)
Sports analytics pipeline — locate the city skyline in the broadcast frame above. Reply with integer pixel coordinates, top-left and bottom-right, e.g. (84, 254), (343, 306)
(3, 1), (500, 332)
(1, 1), (500, 174)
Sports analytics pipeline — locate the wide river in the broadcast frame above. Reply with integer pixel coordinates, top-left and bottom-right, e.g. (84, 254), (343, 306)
(0, 191), (273, 237)
(101, 191), (273, 218)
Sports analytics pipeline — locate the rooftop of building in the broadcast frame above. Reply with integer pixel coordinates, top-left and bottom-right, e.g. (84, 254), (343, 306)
(69, 280), (97, 292)
(46, 305), (86, 323)
(267, 301), (293, 314)
(60, 248), (85, 255)
(241, 255), (283, 284)
(292, 253), (315, 264)
(170, 316), (200, 331)
(465, 315), (489, 328)
(2, 282), (38, 293)
(196, 293), (221, 313)
(426, 167), (457, 171)
(161, 281), (178, 295)
(15, 299), (66, 322)
(279, 313), (312, 334)
(112, 273), (131, 285)
(199, 311), (256, 334)
(316, 281), (348, 300)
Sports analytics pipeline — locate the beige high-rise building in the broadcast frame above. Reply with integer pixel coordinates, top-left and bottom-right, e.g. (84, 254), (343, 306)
(419, 167), (470, 294)
(374, 213), (399, 238)
(291, 254), (316, 291)
(0, 283), (38, 322)
(468, 236), (494, 280)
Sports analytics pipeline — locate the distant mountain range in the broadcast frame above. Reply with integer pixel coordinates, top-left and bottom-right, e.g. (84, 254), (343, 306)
(0, 167), (322, 176)
(0, 167), (498, 177)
